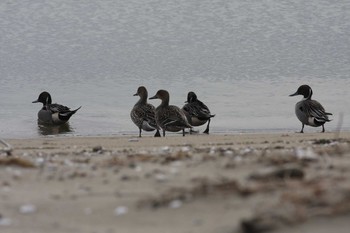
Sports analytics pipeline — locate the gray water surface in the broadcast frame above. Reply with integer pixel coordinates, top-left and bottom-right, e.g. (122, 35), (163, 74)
(1, 1), (349, 138)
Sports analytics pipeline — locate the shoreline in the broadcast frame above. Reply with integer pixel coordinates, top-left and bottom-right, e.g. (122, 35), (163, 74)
(1, 132), (350, 233)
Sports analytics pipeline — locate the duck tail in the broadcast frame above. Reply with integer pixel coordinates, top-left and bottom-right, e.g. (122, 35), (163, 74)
(58, 106), (81, 121)
(71, 106), (82, 114)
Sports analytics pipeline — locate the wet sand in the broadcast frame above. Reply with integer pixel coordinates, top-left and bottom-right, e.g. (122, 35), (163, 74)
(1, 132), (350, 233)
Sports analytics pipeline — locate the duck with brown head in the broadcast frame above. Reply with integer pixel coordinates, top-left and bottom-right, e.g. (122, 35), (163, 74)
(149, 89), (192, 137)
(130, 86), (160, 137)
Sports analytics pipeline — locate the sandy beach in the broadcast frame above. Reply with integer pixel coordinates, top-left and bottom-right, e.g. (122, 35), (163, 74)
(1, 132), (350, 233)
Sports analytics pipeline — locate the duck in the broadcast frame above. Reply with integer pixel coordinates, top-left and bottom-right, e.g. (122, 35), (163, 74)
(130, 86), (161, 137)
(32, 91), (81, 125)
(182, 91), (215, 134)
(149, 89), (192, 137)
(289, 85), (332, 133)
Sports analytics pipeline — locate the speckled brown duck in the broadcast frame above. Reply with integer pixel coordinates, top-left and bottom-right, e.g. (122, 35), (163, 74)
(130, 86), (160, 137)
(149, 89), (192, 137)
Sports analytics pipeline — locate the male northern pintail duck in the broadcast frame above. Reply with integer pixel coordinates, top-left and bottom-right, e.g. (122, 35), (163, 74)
(182, 91), (215, 134)
(32, 91), (81, 125)
(289, 85), (332, 133)
(130, 86), (161, 137)
(149, 89), (192, 137)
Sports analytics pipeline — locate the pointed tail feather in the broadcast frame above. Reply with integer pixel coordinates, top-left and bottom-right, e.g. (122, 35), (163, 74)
(59, 106), (81, 121)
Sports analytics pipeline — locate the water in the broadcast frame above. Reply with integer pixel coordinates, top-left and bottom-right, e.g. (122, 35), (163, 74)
(1, 0), (350, 138)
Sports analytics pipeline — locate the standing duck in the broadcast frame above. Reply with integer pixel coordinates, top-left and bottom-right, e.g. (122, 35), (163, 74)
(32, 91), (81, 125)
(289, 85), (332, 133)
(149, 90), (192, 137)
(182, 91), (215, 134)
(130, 86), (160, 137)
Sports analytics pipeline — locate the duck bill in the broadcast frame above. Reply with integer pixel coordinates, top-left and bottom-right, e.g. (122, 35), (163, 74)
(289, 92), (298, 97)
(149, 95), (158, 100)
(32, 100), (39, 103)
(133, 93), (138, 96)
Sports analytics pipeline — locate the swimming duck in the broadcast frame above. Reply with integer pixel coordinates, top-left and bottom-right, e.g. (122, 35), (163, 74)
(32, 91), (81, 125)
(182, 91), (215, 134)
(289, 85), (332, 133)
(149, 90), (192, 137)
(130, 86), (160, 137)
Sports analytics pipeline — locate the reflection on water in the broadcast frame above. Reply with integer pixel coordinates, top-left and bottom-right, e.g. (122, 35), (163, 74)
(37, 121), (73, 136)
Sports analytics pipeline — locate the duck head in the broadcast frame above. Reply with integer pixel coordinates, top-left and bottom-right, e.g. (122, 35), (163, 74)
(289, 85), (313, 99)
(185, 91), (198, 103)
(32, 91), (52, 105)
(149, 89), (170, 106)
(133, 86), (148, 98)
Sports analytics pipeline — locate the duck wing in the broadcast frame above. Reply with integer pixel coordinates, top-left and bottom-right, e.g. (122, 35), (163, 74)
(160, 106), (191, 128)
(141, 104), (158, 128)
(304, 100), (331, 122)
(183, 100), (213, 120)
(131, 103), (158, 127)
(47, 103), (71, 113)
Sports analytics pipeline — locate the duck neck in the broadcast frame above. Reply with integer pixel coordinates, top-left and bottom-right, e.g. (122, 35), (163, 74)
(136, 94), (147, 105)
(303, 89), (312, 100)
(160, 97), (169, 107)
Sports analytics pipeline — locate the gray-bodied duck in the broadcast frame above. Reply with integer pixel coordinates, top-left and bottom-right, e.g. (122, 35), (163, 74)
(130, 86), (160, 137)
(289, 85), (332, 133)
(149, 90), (192, 137)
(182, 91), (215, 134)
(32, 91), (81, 125)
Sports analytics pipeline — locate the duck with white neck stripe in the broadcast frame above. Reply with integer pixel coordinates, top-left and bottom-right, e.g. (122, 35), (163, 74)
(289, 85), (332, 133)
(32, 91), (81, 125)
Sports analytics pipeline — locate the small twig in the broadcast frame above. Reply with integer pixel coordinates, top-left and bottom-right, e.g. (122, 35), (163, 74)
(334, 112), (344, 139)
(0, 139), (13, 156)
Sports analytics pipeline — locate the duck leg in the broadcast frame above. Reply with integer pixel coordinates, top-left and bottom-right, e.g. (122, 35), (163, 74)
(203, 119), (211, 134)
(154, 129), (161, 137)
(182, 129), (185, 137)
(300, 124), (304, 133)
(139, 128), (142, 137)
(163, 129), (166, 137)
(321, 125), (325, 133)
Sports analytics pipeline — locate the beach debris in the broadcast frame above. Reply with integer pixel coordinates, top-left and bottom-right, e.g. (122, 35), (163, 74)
(19, 204), (37, 214)
(138, 178), (251, 209)
(240, 176), (350, 233)
(169, 199), (183, 209)
(249, 165), (304, 181)
(1, 181), (11, 193)
(224, 149), (234, 156)
(0, 215), (12, 226)
(294, 147), (318, 161)
(134, 165), (142, 172)
(312, 139), (332, 145)
(114, 206), (128, 216)
(0, 157), (35, 168)
(92, 146), (104, 153)
(160, 146), (170, 154)
(0, 139), (12, 156)
(154, 173), (168, 182)
(128, 138), (139, 142)
(240, 216), (277, 233)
